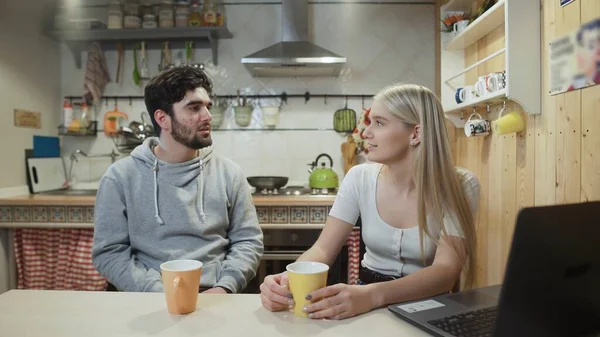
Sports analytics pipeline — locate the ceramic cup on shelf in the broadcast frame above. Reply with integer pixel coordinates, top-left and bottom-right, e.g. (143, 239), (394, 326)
(453, 19), (469, 35)
(464, 113), (490, 138)
(160, 260), (203, 315)
(486, 71), (507, 93)
(455, 85), (474, 104)
(474, 76), (491, 97)
(286, 261), (329, 318)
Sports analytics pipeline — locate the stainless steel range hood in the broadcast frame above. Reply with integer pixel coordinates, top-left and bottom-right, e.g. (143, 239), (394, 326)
(241, 0), (347, 77)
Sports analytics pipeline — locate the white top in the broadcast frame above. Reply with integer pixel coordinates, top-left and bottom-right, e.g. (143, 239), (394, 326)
(329, 163), (480, 277)
(0, 290), (432, 337)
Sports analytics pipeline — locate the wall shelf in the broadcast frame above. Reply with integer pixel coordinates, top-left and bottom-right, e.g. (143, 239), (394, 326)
(445, 0), (505, 51)
(212, 128), (336, 132)
(441, 0), (474, 12)
(45, 27), (233, 69)
(440, 0), (541, 128)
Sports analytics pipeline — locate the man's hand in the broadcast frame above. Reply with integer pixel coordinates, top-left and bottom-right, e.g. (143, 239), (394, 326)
(202, 287), (228, 294)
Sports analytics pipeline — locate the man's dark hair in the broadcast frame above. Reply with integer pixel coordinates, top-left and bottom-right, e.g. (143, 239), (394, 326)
(144, 66), (213, 136)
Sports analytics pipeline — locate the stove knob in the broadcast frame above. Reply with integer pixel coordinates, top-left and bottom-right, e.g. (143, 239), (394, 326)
(291, 233), (298, 242)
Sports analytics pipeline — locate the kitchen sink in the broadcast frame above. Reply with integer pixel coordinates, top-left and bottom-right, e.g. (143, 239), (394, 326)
(38, 189), (98, 196)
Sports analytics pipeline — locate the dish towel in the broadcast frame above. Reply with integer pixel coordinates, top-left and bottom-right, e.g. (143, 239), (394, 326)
(83, 42), (111, 104)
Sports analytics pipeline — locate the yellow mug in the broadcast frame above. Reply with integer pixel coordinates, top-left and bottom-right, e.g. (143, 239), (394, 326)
(492, 110), (525, 135)
(286, 261), (329, 317)
(160, 260), (203, 315)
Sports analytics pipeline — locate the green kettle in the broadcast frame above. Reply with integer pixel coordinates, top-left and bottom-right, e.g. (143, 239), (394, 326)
(308, 153), (339, 189)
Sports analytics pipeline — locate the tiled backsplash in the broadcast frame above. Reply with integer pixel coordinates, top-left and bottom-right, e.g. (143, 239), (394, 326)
(60, 1), (435, 184)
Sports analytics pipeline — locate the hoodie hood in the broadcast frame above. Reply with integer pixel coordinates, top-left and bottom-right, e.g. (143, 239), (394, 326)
(130, 137), (214, 225)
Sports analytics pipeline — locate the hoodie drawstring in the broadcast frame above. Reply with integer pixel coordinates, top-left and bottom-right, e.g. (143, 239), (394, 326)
(198, 158), (206, 220)
(153, 159), (165, 225)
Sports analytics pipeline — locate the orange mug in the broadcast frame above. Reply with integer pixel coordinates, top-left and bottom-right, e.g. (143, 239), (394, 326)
(160, 260), (203, 315)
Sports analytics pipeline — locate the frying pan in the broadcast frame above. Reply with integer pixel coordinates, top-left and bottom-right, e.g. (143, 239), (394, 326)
(247, 176), (289, 190)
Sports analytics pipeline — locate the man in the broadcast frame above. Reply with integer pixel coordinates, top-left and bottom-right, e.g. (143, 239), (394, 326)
(92, 66), (264, 294)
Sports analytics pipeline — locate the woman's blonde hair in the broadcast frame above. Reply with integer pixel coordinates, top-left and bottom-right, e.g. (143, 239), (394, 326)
(374, 83), (477, 289)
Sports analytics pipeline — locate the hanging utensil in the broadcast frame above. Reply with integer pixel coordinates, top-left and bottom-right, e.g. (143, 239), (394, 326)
(140, 41), (149, 79)
(116, 42), (124, 83)
(185, 41), (193, 65)
(333, 95), (357, 133)
(162, 42), (173, 70)
(132, 44), (141, 86)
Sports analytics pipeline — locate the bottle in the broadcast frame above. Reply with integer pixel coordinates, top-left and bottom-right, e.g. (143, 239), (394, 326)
(188, 1), (202, 27)
(80, 102), (90, 134)
(63, 100), (74, 131)
(203, 0), (217, 26)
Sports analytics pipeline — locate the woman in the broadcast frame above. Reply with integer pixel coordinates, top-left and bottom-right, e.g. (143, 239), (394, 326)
(259, 84), (479, 320)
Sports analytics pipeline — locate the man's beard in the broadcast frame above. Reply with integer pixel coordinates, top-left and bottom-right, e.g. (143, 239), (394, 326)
(171, 117), (213, 150)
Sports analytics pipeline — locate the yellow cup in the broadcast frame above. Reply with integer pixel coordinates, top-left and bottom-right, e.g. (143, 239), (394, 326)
(160, 260), (203, 315)
(492, 111), (525, 135)
(286, 261), (329, 317)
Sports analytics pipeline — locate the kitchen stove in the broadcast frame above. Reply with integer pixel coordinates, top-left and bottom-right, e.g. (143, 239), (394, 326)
(252, 186), (337, 196)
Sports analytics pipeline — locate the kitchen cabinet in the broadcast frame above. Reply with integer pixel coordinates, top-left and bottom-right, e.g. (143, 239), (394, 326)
(0, 194), (361, 291)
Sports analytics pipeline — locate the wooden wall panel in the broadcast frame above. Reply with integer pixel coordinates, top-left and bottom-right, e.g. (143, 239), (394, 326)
(554, 2), (582, 204)
(580, 0), (600, 202)
(535, 0), (557, 207)
(448, 0), (597, 288)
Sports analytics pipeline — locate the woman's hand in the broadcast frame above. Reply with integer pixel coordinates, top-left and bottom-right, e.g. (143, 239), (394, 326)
(260, 272), (294, 312)
(302, 283), (376, 320)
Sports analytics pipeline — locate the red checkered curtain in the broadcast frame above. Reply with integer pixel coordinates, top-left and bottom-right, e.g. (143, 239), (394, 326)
(346, 228), (361, 285)
(13, 228), (107, 291)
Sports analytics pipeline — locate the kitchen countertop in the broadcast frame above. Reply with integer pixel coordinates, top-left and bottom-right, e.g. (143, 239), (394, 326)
(0, 193), (337, 206)
(0, 290), (431, 337)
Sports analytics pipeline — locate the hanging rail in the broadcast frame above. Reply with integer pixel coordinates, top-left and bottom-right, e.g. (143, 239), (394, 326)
(64, 92), (376, 105)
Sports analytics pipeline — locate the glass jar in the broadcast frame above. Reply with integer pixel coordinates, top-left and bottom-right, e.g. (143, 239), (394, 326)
(107, 0), (123, 29)
(188, 1), (202, 27)
(142, 14), (157, 28)
(158, 0), (174, 28)
(123, 0), (140, 28)
(140, 0), (154, 16)
(174, 0), (189, 27)
(202, 0), (217, 27)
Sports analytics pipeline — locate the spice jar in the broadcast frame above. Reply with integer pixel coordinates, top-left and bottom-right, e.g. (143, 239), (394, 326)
(158, 0), (174, 28)
(107, 0), (123, 29)
(123, 0), (141, 28)
(174, 0), (189, 27)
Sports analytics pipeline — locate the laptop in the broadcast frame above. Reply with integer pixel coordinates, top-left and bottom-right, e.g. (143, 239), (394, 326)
(388, 201), (600, 337)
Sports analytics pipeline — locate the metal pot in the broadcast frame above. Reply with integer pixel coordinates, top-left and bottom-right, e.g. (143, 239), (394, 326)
(247, 176), (289, 191)
(308, 153), (339, 189)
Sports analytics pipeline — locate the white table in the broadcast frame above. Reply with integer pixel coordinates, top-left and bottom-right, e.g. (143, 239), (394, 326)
(0, 290), (432, 337)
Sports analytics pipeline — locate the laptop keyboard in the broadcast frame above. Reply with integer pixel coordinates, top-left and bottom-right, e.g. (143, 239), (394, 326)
(427, 307), (497, 337)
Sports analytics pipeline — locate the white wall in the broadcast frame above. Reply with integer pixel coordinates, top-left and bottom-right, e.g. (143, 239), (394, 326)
(0, 0), (61, 189)
(60, 1), (436, 185)
(0, 0), (61, 294)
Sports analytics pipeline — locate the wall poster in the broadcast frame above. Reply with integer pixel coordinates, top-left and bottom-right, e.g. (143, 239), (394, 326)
(549, 18), (600, 95)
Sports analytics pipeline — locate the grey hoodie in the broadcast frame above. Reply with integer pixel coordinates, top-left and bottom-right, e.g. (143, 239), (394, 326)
(91, 137), (264, 293)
